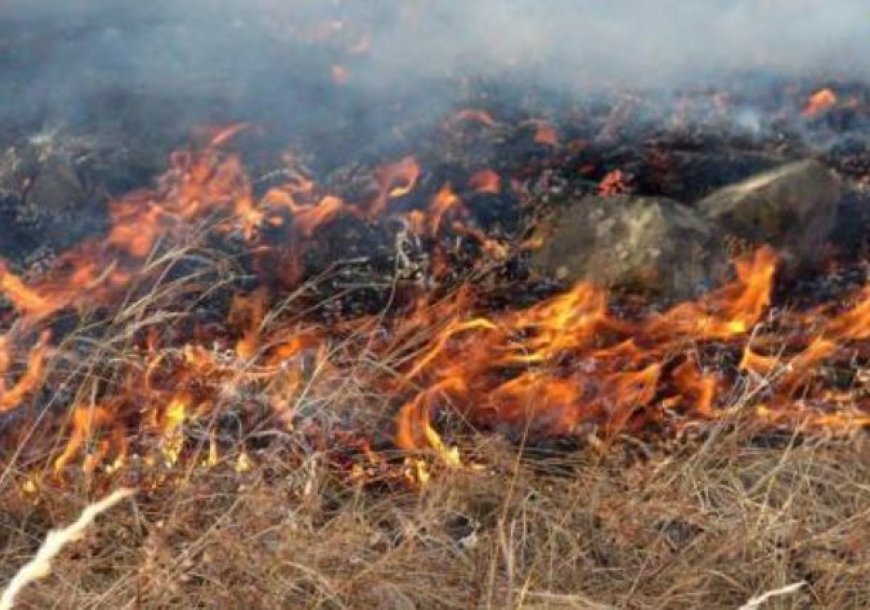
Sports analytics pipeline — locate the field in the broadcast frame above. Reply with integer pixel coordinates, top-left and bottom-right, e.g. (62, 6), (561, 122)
(1, 418), (867, 608)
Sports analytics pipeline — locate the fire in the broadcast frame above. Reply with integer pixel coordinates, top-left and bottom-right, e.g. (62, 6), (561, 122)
(824, 285), (870, 340)
(598, 169), (629, 196)
(0, 134), (866, 487)
(802, 88), (838, 116)
(0, 331), (51, 412)
(447, 109), (498, 130)
(468, 169), (501, 194)
(369, 156), (422, 217)
(389, 245), (865, 451)
(526, 119), (559, 146)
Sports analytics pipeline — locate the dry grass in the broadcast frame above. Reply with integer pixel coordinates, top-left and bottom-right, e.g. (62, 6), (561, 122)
(0, 427), (867, 609)
(0, 487), (134, 610)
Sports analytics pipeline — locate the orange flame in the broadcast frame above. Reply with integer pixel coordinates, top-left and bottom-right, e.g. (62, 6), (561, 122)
(369, 156), (421, 217)
(526, 120), (559, 146)
(802, 88), (837, 116)
(468, 169), (501, 194)
(0, 331), (51, 412)
(0, 131), (864, 483)
(426, 185), (463, 236)
(598, 169), (629, 196)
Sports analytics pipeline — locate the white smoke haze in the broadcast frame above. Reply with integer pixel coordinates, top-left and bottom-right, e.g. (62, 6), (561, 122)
(388, 0), (870, 86)
(1, 0), (867, 133)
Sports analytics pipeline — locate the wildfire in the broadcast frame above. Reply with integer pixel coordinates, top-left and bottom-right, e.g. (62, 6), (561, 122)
(468, 169), (501, 194)
(598, 169), (629, 196)
(526, 119), (559, 146)
(369, 155), (422, 217)
(0, 133), (866, 487)
(802, 87), (838, 116)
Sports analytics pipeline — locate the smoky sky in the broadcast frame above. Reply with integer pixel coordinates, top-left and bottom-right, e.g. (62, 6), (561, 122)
(1, 0), (867, 136)
(381, 0), (870, 86)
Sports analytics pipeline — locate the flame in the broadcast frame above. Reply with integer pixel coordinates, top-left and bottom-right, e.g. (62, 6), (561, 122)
(648, 247), (777, 339)
(824, 286), (870, 340)
(426, 185), (463, 236)
(0, 134), (865, 486)
(386, 244), (864, 455)
(230, 288), (268, 359)
(53, 404), (126, 476)
(598, 169), (629, 196)
(802, 88), (838, 116)
(526, 120), (559, 146)
(468, 169), (501, 194)
(0, 263), (65, 322)
(369, 156), (421, 217)
(0, 331), (51, 412)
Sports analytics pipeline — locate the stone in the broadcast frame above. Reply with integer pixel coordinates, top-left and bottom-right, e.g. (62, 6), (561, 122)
(529, 194), (729, 300)
(830, 185), (869, 257)
(0, 131), (114, 262)
(696, 159), (843, 269)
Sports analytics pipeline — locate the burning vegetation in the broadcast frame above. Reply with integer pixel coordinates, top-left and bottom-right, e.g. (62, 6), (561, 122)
(0, 2), (868, 608)
(0, 122), (866, 489)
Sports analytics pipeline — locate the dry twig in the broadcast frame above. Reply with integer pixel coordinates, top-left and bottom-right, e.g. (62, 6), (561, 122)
(737, 581), (807, 610)
(0, 488), (135, 610)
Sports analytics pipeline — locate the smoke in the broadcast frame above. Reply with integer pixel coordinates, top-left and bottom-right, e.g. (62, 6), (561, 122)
(367, 0), (870, 87)
(1, 0), (867, 142)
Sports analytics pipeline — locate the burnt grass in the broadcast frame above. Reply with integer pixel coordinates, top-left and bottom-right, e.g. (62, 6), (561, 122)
(0, 37), (869, 609)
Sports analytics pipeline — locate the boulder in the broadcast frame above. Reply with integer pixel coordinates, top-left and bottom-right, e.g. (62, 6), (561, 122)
(830, 185), (869, 257)
(696, 160), (842, 269)
(529, 194), (729, 300)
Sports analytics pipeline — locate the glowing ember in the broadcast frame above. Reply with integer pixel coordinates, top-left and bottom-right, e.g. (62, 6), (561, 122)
(598, 169), (629, 196)
(526, 119), (559, 146)
(802, 88), (838, 116)
(369, 156), (422, 217)
(468, 169), (501, 194)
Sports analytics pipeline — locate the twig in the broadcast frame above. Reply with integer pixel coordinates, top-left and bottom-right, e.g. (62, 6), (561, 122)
(737, 581), (806, 610)
(0, 488), (135, 610)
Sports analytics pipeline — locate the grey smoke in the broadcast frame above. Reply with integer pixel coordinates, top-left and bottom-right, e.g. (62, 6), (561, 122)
(1, 0), (867, 137)
(366, 0), (870, 87)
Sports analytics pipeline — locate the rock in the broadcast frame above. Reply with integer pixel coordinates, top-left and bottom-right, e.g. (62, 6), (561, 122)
(0, 131), (115, 262)
(696, 160), (842, 269)
(18, 156), (88, 224)
(529, 194), (729, 299)
(830, 185), (869, 258)
(650, 149), (784, 202)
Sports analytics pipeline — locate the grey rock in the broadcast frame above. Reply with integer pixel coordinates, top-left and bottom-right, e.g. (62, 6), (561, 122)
(830, 185), (869, 256)
(697, 159), (842, 269)
(0, 130), (114, 262)
(529, 194), (729, 299)
(18, 155), (88, 226)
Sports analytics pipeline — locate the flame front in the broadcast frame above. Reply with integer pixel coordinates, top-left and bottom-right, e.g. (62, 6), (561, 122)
(0, 137), (866, 484)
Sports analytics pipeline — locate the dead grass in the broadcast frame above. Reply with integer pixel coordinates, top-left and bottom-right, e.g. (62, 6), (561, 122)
(0, 427), (867, 609)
